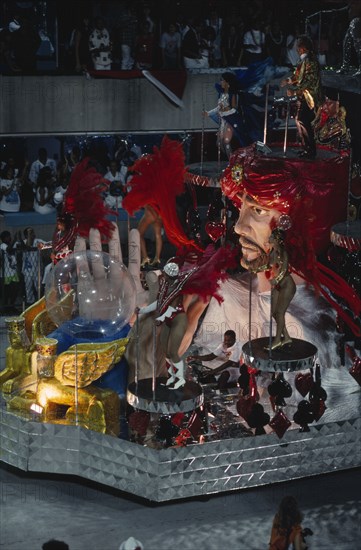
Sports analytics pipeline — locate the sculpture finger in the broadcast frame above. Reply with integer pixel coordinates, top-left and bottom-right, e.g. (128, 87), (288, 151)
(89, 228), (106, 282)
(128, 228), (143, 294)
(108, 222), (123, 264)
(73, 235), (87, 253)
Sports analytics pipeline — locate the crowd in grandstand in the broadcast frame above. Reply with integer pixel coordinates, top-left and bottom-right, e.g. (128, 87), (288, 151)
(0, 0), (350, 75)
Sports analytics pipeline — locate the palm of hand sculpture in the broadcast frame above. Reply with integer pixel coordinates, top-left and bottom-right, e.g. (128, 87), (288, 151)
(74, 222), (150, 320)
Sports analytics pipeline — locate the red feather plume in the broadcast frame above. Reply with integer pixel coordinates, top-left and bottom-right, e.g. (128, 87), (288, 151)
(62, 158), (114, 238)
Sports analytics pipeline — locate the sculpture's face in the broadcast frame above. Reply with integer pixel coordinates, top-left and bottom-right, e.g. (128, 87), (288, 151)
(234, 193), (281, 270)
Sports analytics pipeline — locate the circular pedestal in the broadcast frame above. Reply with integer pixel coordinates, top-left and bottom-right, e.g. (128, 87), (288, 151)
(242, 338), (318, 372)
(127, 378), (204, 414)
(330, 220), (361, 251)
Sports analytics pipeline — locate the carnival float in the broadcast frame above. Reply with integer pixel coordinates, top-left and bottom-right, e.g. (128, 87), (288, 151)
(1, 66), (360, 502)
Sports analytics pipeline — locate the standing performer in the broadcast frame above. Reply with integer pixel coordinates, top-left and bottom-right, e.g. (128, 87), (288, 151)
(281, 35), (323, 159)
(203, 72), (243, 158)
(138, 205), (163, 270)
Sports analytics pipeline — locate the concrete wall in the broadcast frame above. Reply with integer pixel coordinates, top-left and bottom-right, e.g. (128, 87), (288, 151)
(0, 74), (221, 135)
(1, 71), (357, 137)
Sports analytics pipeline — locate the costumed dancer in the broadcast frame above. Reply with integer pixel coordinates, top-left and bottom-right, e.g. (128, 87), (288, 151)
(123, 136), (200, 254)
(337, 1), (361, 76)
(204, 60), (289, 152)
(269, 496), (305, 550)
(280, 35), (323, 159)
(138, 205), (163, 270)
(203, 72), (243, 158)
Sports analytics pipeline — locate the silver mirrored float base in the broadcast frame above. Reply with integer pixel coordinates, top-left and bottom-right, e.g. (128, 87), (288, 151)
(1, 389), (360, 502)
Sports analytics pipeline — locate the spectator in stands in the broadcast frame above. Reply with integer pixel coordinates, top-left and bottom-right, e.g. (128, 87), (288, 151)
(200, 25), (216, 68)
(118, 537), (143, 550)
(0, 230), (20, 314)
(160, 22), (181, 69)
(53, 147), (81, 207)
(104, 159), (126, 211)
(0, 28), (16, 73)
(284, 23), (302, 67)
(18, 227), (45, 306)
(140, 4), (155, 34)
(89, 16), (112, 71)
(242, 18), (266, 65)
(29, 148), (56, 186)
(33, 166), (56, 214)
(135, 20), (154, 70)
(0, 162), (21, 212)
(182, 18), (208, 69)
(10, 14), (40, 74)
(73, 14), (92, 74)
(18, 160), (34, 212)
(265, 20), (284, 65)
(221, 23), (243, 67)
(204, 9), (223, 68)
(118, 3), (138, 70)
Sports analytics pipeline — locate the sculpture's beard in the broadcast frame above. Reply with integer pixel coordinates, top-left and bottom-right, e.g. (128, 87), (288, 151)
(239, 235), (269, 272)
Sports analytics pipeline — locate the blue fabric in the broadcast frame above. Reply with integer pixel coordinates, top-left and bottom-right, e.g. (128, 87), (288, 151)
(49, 321), (131, 396)
(212, 59), (289, 146)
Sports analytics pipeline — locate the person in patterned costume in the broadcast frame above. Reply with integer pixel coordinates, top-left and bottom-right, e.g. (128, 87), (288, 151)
(281, 35), (323, 159)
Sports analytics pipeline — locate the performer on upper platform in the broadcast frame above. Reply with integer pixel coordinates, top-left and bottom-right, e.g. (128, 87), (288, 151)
(281, 35), (323, 159)
(203, 72), (243, 159)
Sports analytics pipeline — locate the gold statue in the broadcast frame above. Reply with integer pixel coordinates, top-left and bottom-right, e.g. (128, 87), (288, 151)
(266, 229), (296, 350)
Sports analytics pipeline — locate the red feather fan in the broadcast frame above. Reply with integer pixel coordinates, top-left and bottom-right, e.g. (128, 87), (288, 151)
(62, 158), (114, 238)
